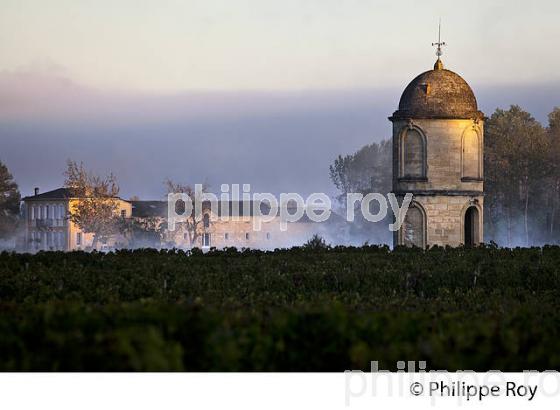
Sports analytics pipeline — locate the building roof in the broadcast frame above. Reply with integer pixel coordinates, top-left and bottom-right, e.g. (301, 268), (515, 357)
(390, 59), (484, 121)
(23, 187), (128, 202)
(131, 201), (168, 218)
(22, 188), (74, 201)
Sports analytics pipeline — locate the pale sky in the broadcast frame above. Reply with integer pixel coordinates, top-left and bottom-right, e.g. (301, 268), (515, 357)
(2, 0), (560, 203)
(1, 0), (560, 92)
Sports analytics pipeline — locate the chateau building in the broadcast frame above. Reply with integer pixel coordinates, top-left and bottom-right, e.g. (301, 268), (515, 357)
(390, 52), (484, 247)
(22, 188), (131, 252)
(21, 189), (343, 252)
(131, 200), (344, 250)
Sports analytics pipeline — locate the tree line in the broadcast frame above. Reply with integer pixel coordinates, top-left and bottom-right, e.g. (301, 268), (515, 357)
(1, 104), (559, 248)
(329, 105), (560, 246)
(0, 158), (213, 250)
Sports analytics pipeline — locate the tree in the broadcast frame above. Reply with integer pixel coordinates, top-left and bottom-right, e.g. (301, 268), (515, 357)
(485, 106), (550, 246)
(0, 161), (21, 239)
(302, 234), (329, 250)
(329, 139), (392, 244)
(546, 107), (560, 242)
(125, 217), (164, 248)
(64, 160), (122, 249)
(329, 140), (392, 203)
(164, 179), (210, 248)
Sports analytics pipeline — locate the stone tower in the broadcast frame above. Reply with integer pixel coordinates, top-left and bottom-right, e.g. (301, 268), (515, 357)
(389, 55), (484, 248)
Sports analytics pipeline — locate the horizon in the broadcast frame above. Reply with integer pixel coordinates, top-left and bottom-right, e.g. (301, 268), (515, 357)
(2, 0), (560, 200)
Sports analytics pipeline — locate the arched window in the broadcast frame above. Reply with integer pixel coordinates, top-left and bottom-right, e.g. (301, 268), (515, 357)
(401, 128), (426, 178)
(462, 128), (480, 179)
(401, 203), (425, 248)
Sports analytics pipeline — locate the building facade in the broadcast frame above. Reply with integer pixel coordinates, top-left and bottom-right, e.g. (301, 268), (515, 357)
(22, 190), (343, 252)
(390, 56), (484, 248)
(131, 200), (345, 250)
(22, 188), (132, 252)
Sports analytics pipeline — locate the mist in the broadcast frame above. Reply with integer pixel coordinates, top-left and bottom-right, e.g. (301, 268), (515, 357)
(1, 69), (559, 205)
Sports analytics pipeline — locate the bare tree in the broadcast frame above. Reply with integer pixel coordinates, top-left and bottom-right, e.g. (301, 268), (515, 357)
(164, 179), (210, 247)
(64, 160), (122, 249)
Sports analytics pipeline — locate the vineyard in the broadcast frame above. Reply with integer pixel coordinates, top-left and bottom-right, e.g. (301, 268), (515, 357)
(0, 245), (559, 371)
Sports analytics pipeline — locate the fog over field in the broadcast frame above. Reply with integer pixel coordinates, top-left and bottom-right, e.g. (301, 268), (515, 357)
(1, 70), (559, 201)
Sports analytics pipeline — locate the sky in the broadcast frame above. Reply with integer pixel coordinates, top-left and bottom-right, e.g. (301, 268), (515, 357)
(1, 0), (560, 199)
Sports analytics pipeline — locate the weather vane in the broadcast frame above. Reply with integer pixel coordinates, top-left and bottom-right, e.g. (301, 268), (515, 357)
(432, 19), (446, 58)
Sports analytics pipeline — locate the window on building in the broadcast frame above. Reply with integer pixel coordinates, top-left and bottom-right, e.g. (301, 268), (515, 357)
(31, 206), (36, 220)
(224, 233), (229, 240)
(76, 232), (82, 246)
(203, 213), (210, 228)
(38, 206), (43, 220)
(401, 128), (426, 178)
(245, 233), (250, 240)
(121, 209), (126, 218)
(401, 204), (425, 248)
(266, 232), (271, 240)
(462, 128), (480, 179)
(202, 233), (211, 247)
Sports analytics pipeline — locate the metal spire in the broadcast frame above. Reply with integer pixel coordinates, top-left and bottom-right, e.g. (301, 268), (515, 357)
(432, 19), (446, 69)
(432, 19), (446, 57)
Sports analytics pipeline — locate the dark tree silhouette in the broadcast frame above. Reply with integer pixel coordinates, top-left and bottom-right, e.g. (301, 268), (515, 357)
(0, 161), (21, 239)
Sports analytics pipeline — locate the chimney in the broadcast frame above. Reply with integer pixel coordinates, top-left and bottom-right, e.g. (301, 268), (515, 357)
(34, 187), (39, 196)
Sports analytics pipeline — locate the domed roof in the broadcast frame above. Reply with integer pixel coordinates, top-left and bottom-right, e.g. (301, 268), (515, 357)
(390, 59), (484, 120)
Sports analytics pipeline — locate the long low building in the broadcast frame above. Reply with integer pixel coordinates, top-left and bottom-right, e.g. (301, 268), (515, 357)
(21, 188), (346, 252)
(131, 199), (346, 250)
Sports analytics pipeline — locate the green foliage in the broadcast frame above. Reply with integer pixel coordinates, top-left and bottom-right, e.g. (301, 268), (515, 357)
(485, 106), (551, 245)
(329, 140), (392, 202)
(302, 234), (329, 250)
(0, 161), (21, 239)
(0, 246), (559, 371)
(328, 140), (392, 243)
